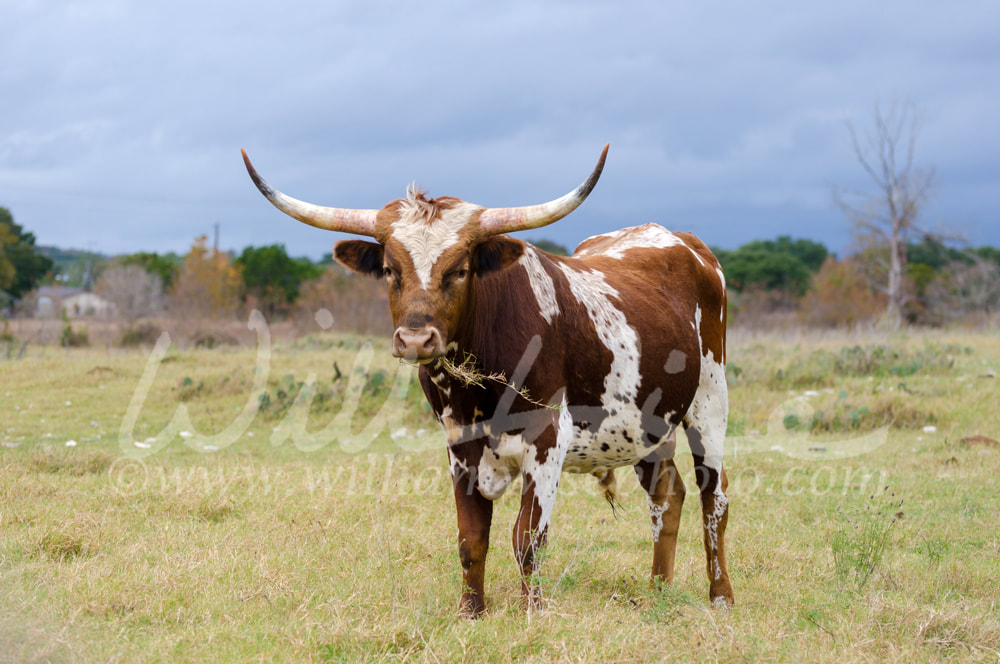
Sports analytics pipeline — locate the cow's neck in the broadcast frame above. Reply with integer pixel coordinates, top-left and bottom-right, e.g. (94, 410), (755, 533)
(423, 264), (535, 408)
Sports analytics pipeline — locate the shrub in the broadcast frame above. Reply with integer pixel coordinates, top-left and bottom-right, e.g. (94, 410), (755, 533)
(59, 314), (89, 347)
(119, 322), (162, 347)
(801, 256), (885, 327)
(832, 486), (903, 590)
(769, 343), (966, 389)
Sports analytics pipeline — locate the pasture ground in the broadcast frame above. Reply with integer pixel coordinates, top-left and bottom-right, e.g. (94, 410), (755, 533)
(2, 326), (999, 663)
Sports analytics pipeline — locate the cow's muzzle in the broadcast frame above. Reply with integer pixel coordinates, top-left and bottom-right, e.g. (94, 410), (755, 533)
(392, 326), (445, 362)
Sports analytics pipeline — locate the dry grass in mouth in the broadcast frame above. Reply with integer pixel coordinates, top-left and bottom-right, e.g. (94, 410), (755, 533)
(405, 352), (560, 410)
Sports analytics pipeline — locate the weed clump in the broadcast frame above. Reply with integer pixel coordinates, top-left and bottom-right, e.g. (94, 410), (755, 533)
(59, 313), (89, 348)
(256, 370), (391, 421)
(783, 394), (940, 433)
(33, 516), (101, 561)
(771, 343), (969, 389)
(29, 448), (114, 476)
(831, 486), (903, 590)
(120, 322), (162, 347)
(641, 584), (699, 624)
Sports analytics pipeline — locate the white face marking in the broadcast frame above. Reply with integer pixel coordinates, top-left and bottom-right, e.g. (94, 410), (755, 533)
(390, 190), (482, 289)
(520, 246), (559, 323)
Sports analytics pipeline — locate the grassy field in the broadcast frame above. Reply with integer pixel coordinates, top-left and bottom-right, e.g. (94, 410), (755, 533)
(2, 325), (999, 663)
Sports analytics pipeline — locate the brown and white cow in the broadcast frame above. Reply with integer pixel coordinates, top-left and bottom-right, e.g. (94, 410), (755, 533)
(242, 145), (734, 616)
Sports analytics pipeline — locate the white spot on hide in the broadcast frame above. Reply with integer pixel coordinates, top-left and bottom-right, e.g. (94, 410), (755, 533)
(575, 224), (682, 259)
(556, 263), (678, 472)
(647, 495), (668, 542)
(520, 247), (559, 323)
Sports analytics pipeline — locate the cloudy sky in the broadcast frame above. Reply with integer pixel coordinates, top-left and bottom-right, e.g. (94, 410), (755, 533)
(2, 0), (997, 260)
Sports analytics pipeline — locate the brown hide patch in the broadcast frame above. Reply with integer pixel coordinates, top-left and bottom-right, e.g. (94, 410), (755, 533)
(416, 254), (565, 427)
(583, 248), (702, 431)
(539, 257), (615, 415)
(565, 236), (726, 433)
(674, 232), (727, 363)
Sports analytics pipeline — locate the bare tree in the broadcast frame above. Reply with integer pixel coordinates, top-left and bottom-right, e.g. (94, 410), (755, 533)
(836, 100), (938, 322)
(97, 264), (164, 324)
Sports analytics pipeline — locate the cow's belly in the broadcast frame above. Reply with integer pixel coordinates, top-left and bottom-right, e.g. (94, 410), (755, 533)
(473, 405), (679, 501)
(562, 408), (679, 473)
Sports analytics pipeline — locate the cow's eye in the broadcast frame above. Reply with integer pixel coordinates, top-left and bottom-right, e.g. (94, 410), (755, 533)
(383, 267), (400, 285)
(444, 268), (468, 286)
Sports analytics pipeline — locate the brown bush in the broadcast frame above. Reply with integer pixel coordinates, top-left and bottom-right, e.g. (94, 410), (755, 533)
(727, 287), (801, 330)
(293, 267), (392, 337)
(801, 256), (886, 328)
(168, 236), (242, 321)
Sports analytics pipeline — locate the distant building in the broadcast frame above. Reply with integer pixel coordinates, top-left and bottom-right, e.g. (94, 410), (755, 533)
(35, 286), (114, 318)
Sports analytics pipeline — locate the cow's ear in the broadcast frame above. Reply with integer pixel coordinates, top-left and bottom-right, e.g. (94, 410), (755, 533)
(473, 236), (524, 276)
(334, 240), (385, 278)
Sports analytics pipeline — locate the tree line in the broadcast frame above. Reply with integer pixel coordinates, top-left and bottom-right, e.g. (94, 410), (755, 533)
(4, 207), (997, 333)
(713, 235), (999, 327)
(1, 207), (54, 310)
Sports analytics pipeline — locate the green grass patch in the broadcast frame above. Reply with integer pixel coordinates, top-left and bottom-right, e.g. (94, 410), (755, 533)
(1, 328), (998, 662)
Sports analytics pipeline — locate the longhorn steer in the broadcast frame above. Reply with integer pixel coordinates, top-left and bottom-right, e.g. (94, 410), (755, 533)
(242, 145), (734, 616)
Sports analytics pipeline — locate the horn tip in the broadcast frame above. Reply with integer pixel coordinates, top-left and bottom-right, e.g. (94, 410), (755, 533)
(240, 149), (272, 196)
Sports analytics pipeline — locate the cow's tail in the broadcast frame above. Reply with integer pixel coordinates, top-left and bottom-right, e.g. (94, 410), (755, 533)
(594, 468), (621, 518)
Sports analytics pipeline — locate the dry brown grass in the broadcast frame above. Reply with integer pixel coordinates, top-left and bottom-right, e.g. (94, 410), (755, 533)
(1, 326), (998, 662)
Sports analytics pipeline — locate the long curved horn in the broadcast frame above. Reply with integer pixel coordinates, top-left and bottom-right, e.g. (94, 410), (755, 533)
(241, 150), (378, 236)
(478, 144), (608, 235)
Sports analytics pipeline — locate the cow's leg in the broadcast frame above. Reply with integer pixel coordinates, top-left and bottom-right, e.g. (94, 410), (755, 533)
(450, 450), (494, 617)
(511, 405), (570, 610)
(684, 347), (734, 606)
(634, 445), (686, 585)
(685, 426), (734, 606)
(511, 473), (550, 609)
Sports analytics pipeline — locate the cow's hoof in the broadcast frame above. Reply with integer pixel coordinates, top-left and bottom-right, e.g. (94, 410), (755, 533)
(711, 595), (734, 609)
(459, 595), (486, 619)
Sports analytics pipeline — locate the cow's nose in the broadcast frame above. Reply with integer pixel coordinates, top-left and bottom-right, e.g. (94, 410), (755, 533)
(392, 327), (445, 362)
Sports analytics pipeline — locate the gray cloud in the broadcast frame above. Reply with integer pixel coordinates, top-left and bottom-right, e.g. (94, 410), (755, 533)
(1, 0), (998, 258)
